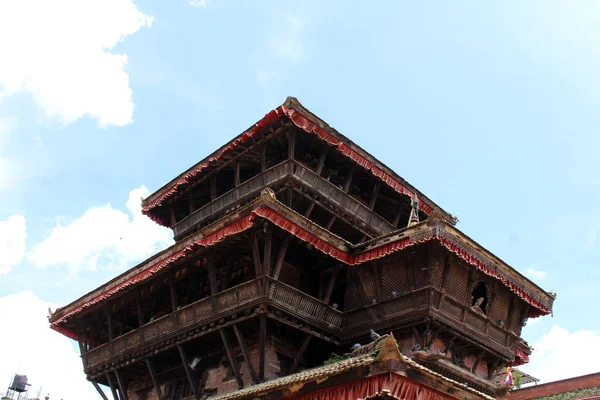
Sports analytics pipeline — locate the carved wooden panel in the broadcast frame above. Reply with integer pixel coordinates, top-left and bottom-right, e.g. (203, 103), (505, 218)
(380, 255), (410, 298)
(356, 266), (377, 301)
(439, 298), (463, 320)
(489, 286), (510, 326)
(488, 325), (507, 344)
(446, 258), (468, 303)
(465, 311), (486, 331)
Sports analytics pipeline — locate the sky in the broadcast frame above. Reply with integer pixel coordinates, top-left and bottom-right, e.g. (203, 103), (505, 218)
(0, 0), (599, 398)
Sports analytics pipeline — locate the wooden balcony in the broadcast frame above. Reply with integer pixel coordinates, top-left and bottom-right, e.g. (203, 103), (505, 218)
(173, 159), (396, 239)
(292, 162), (396, 235)
(173, 161), (293, 238)
(82, 277), (343, 373)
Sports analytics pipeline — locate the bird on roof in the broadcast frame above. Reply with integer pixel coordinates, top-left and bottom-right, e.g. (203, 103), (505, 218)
(350, 343), (361, 352)
(370, 329), (381, 341)
(190, 357), (201, 370)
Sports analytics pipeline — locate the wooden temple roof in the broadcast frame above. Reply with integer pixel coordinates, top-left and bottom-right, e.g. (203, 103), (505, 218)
(141, 97), (454, 225)
(49, 190), (554, 338)
(207, 334), (495, 400)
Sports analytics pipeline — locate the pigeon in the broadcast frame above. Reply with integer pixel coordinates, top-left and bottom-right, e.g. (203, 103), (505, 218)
(350, 343), (362, 352)
(497, 319), (504, 327)
(190, 357), (201, 370)
(331, 303), (339, 309)
(370, 329), (381, 341)
(391, 290), (400, 297)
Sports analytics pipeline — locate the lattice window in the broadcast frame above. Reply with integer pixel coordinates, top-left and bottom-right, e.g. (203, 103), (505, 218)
(489, 286), (510, 326)
(380, 256), (410, 299)
(445, 258), (469, 302)
(357, 266), (377, 302)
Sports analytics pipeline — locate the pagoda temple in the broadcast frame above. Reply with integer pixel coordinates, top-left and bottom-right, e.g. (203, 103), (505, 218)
(48, 97), (555, 400)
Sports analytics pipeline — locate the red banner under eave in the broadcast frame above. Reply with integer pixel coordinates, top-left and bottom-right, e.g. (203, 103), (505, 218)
(511, 349), (530, 366)
(142, 105), (431, 222)
(286, 373), (460, 400)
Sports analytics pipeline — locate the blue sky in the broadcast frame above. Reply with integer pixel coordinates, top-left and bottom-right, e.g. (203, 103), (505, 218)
(0, 1), (599, 397)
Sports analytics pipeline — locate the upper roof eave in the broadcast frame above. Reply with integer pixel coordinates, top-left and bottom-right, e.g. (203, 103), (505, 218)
(141, 97), (453, 223)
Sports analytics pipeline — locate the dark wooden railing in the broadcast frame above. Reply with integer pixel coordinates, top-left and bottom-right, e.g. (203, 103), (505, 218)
(292, 162), (396, 235)
(173, 161), (293, 238)
(173, 159), (397, 239)
(83, 277), (342, 371)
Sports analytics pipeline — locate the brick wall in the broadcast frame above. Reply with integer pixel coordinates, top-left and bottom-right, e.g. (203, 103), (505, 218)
(509, 372), (600, 400)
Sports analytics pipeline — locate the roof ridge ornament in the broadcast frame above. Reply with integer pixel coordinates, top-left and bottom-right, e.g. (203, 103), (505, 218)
(407, 194), (420, 227)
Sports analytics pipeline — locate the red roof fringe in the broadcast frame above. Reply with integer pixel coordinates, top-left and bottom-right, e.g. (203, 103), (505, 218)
(287, 373), (454, 400)
(142, 105), (432, 223)
(52, 206), (549, 334)
(512, 348), (530, 366)
(50, 214), (257, 329)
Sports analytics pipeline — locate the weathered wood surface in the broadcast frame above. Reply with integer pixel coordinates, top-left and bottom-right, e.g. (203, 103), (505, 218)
(82, 277), (343, 372)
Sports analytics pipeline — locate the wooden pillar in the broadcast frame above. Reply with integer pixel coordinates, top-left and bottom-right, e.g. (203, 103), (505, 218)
(146, 359), (165, 400)
(263, 224), (273, 277)
(219, 329), (244, 388)
(325, 216), (336, 230)
(91, 381), (109, 400)
(322, 267), (340, 304)
(371, 263), (382, 303)
(392, 206), (403, 228)
(463, 270), (474, 322)
(368, 181), (381, 210)
(169, 207), (176, 227)
(343, 165), (356, 193)
(210, 175), (217, 201)
(168, 269), (178, 313)
(114, 370), (129, 400)
(177, 345), (200, 399)
(251, 231), (263, 293)
(437, 256), (450, 307)
(289, 335), (312, 374)
(233, 324), (259, 383)
(271, 235), (290, 282)
(234, 161), (241, 187)
(222, 256), (234, 291)
(106, 303), (113, 341)
(188, 188), (194, 215)
(259, 315), (267, 381)
(316, 147), (328, 175)
(135, 288), (144, 327)
(260, 144), (267, 172)
(105, 372), (119, 400)
(303, 202), (315, 218)
(288, 129), (296, 160)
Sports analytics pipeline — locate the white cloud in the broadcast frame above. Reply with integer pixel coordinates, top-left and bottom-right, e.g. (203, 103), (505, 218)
(0, 215), (26, 275)
(0, 116), (19, 191)
(0, 291), (100, 399)
(189, 0), (209, 7)
(0, 0), (153, 127)
(525, 268), (547, 280)
(526, 325), (600, 383)
(28, 186), (173, 272)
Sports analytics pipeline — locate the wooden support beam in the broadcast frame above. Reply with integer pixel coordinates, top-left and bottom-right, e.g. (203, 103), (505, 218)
(106, 303), (113, 341)
(91, 381), (109, 400)
(105, 372), (119, 400)
(135, 288), (144, 327)
(471, 351), (485, 373)
(234, 161), (241, 187)
(210, 176), (217, 201)
(487, 359), (500, 380)
(287, 129), (296, 160)
(222, 256), (234, 291)
(168, 269), (178, 313)
(437, 255), (450, 308)
(326, 216), (336, 231)
(368, 181), (381, 211)
(463, 270), (474, 322)
(271, 235), (290, 281)
(83, 329), (88, 353)
(146, 359), (165, 400)
(251, 231), (262, 278)
(177, 345), (200, 399)
(371, 263), (382, 303)
(322, 267), (340, 305)
(392, 206), (403, 228)
(259, 315), (267, 381)
(219, 329), (244, 388)
(263, 224), (273, 277)
(289, 335), (312, 374)
(208, 263), (218, 295)
(343, 165), (356, 193)
(114, 370), (129, 400)
(233, 324), (259, 383)
(169, 207), (176, 227)
(286, 187), (293, 207)
(260, 144), (266, 172)
(303, 202), (315, 218)
(316, 146), (328, 175)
